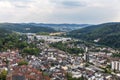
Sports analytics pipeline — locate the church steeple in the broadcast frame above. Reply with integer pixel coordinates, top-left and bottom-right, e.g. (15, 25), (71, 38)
(84, 47), (89, 62)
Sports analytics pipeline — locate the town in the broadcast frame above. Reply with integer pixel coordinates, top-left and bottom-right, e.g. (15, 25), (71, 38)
(0, 33), (120, 80)
(0, 0), (120, 80)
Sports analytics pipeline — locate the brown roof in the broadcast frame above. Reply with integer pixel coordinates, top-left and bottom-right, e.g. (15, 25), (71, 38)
(7, 65), (50, 80)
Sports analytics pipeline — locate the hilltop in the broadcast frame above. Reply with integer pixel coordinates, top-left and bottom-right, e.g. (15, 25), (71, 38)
(0, 23), (56, 33)
(68, 22), (120, 48)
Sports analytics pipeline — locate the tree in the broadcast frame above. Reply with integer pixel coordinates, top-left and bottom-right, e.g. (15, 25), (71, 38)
(0, 69), (7, 80)
(18, 60), (28, 66)
(22, 47), (41, 56)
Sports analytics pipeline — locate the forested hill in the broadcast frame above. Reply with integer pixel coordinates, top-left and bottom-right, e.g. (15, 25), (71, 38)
(0, 27), (11, 37)
(68, 22), (120, 48)
(0, 23), (56, 33)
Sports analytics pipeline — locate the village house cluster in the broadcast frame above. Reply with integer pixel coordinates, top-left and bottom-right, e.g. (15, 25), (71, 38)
(0, 51), (50, 80)
(22, 46), (120, 80)
(27, 33), (71, 43)
(0, 33), (120, 80)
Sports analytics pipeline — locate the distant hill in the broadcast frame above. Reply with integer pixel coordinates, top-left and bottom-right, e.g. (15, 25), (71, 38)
(68, 22), (120, 48)
(0, 23), (56, 33)
(0, 23), (90, 33)
(28, 23), (90, 32)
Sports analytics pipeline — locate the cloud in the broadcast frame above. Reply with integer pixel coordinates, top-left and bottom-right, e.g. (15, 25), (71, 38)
(0, 0), (120, 23)
(51, 0), (86, 8)
(62, 1), (84, 7)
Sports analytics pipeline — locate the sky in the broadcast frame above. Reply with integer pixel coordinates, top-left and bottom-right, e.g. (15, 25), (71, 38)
(0, 0), (120, 24)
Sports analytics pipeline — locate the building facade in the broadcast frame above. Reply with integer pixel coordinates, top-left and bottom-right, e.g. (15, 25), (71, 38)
(111, 61), (120, 71)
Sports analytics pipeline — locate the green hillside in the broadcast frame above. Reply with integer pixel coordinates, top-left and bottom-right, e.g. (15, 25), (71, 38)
(0, 27), (11, 38)
(68, 22), (120, 48)
(0, 23), (56, 33)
